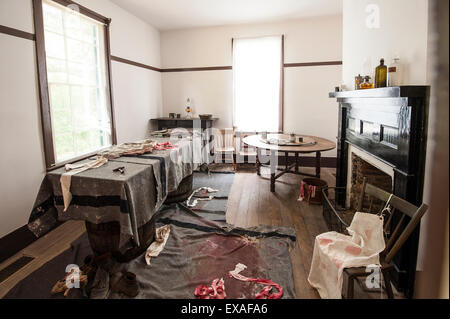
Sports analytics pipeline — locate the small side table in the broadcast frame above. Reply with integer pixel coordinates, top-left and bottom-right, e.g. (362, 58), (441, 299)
(150, 117), (218, 131)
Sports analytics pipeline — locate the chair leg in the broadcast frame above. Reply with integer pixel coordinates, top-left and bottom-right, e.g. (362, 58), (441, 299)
(382, 269), (395, 299)
(214, 153), (219, 170)
(346, 275), (355, 299)
(232, 153), (236, 171)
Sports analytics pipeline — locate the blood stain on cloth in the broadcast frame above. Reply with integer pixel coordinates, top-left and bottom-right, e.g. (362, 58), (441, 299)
(318, 238), (334, 246)
(185, 233), (268, 298)
(345, 245), (362, 256)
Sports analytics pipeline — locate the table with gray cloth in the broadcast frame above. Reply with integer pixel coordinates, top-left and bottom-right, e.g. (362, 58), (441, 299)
(28, 139), (194, 251)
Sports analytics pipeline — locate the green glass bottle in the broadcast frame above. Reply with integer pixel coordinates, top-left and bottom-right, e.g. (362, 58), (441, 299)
(375, 58), (387, 88)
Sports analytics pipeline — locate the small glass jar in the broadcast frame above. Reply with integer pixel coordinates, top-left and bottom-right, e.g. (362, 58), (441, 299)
(290, 133), (296, 143)
(360, 76), (374, 89)
(185, 98), (192, 118)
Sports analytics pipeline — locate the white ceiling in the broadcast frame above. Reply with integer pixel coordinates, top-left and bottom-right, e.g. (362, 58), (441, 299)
(110, 0), (343, 31)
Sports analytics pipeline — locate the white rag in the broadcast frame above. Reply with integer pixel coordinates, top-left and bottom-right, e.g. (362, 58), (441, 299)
(308, 212), (385, 299)
(145, 225), (171, 265)
(60, 156), (108, 212)
(186, 187), (219, 208)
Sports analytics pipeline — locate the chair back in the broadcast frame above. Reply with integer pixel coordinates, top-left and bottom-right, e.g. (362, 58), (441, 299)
(235, 131), (256, 152)
(357, 178), (428, 264)
(213, 128), (235, 149)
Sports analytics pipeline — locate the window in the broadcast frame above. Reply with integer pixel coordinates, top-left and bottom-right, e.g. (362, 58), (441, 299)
(35, 0), (115, 169)
(233, 35), (284, 132)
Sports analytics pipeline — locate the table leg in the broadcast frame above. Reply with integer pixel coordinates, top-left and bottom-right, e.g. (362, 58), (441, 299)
(295, 152), (299, 173)
(316, 151), (321, 178)
(256, 148), (261, 176)
(270, 150), (276, 192)
(285, 152), (289, 171)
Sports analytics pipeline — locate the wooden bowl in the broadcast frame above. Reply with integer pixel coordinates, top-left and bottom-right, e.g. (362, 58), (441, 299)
(199, 114), (213, 120)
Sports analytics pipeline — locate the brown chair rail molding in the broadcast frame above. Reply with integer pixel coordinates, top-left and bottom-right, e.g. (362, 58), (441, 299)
(284, 61), (343, 67)
(0, 25), (36, 41)
(161, 66), (233, 72)
(111, 55), (162, 72)
(1, 24), (343, 73)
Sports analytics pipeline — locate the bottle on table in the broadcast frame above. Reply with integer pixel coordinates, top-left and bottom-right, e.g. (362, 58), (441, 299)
(375, 58), (388, 88)
(185, 98), (192, 119)
(355, 74), (363, 90)
(388, 57), (401, 86)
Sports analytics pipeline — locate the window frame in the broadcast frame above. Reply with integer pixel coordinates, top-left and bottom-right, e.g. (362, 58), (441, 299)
(231, 35), (285, 133)
(33, 0), (117, 171)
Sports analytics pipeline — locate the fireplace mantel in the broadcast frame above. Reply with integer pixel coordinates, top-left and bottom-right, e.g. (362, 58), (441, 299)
(329, 86), (429, 99)
(330, 86), (430, 298)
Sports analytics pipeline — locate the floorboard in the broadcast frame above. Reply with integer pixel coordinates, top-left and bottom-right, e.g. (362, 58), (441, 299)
(227, 166), (335, 299)
(0, 220), (85, 298)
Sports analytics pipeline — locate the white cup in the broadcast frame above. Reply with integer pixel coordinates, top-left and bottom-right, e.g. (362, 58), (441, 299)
(261, 131), (268, 139)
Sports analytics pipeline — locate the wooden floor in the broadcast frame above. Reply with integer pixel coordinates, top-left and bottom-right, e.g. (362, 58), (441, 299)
(227, 166), (334, 299)
(2, 165), (380, 299)
(0, 220), (86, 298)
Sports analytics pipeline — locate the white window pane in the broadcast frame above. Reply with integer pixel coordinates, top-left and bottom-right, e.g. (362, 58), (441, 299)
(49, 85), (72, 137)
(47, 58), (67, 83)
(74, 130), (107, 155)
(49, 84), (70, 109)
(71, 86), (91, 129)
(65, 14), (97, 44)
(43, 3), (63, 34)
(44, 32), (65, 59)
(54, 133), (75, 162)
(52, 106), (73, 135)
(68, 62), (96, 85)
(66, 39), (96, 64)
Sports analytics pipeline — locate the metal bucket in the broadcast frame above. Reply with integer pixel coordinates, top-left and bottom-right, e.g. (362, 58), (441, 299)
(302, 178), (328, 205)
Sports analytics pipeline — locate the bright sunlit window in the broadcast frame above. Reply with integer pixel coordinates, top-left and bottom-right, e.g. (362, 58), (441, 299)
(43, 0), (113, 164)
(233, 36), (283, 132)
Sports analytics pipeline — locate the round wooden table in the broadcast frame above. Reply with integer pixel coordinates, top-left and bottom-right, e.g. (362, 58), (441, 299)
(243, 134), (336, 192)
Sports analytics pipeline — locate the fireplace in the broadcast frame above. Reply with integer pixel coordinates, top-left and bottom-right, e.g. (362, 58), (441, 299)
(349, 152), (393, 212)
(330, 86), (430, 298)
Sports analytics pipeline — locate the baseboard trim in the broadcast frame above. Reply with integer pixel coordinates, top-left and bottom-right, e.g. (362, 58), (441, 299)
(0, 225), (37, 264)
(279, 156), (337, 168)
(216, 154), (337, 169)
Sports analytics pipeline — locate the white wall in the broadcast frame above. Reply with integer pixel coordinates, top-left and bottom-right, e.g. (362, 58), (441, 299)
(0, 33), (45, 239)
(0, 0), (34, 33)
(342, 0), (429, 89)
(161, 16), (343, 157)
(0, 0), (162, 238)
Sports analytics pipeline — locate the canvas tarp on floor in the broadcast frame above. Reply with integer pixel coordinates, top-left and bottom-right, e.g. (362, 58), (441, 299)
(6, 204), (297, 299)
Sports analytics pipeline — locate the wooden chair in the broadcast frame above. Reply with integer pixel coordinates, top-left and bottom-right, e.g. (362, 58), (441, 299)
(235, 131), (257, 170)
(343, 178), (429, 299)
(213, 128), (236, 170)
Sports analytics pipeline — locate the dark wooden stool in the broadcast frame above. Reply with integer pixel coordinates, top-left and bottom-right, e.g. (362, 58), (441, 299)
(85, 216), (156, 263)
(164, 174), (193, 204)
